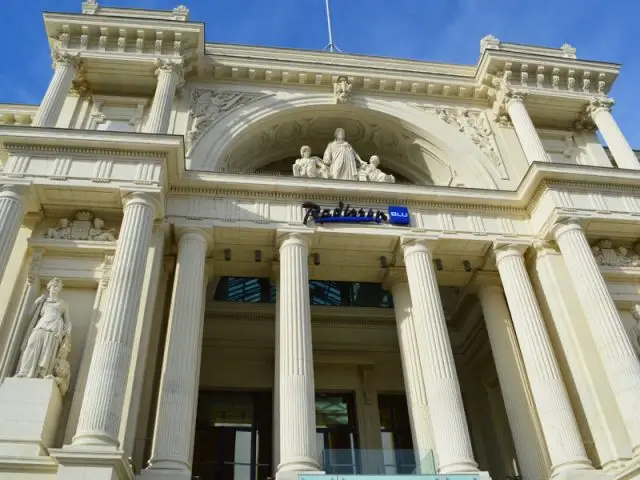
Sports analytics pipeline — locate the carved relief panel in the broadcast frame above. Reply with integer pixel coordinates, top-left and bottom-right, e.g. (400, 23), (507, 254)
(43, 211), (117, 242)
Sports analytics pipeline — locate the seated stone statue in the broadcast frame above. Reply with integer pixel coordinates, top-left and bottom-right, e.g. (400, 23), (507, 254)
(89, 218), (116, 241)
(358, 155), (395, 183)
(46, 218), (72, 239)
(292, 145), (328, 179)
(14, 277), (72, 390)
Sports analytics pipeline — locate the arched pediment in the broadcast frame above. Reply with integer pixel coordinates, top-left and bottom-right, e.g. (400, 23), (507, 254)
(186, 91), (509, 189)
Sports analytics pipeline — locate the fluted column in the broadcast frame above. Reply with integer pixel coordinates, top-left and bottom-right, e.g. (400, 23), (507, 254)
(504, 90), (550, 164)
(477, 280), (550, 480)
(143, 58), (183, 134)
(494, 244), (593, 476)
(401, 238), (477, 474)
(587, 98), (639, 170)
(389, 278), (437, 472)
(554, 220), (640, 456)
(276, 232), (320, 476)
(272, 272), (281, 477)
(0, 184), (28, 283)
(143, 229), (209, 478)
(72, 192), (157, 447)
(32, 51), (79, 128)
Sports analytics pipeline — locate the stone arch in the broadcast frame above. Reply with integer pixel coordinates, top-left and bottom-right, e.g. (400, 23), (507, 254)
(187, 93), (504, 189)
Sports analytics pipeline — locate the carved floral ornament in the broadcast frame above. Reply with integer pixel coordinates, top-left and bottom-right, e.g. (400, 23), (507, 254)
(591, 239), (640, 267)
(419, 104), (509, 180)
(186, 88), (267, 151)
(43, 211), (117, 242)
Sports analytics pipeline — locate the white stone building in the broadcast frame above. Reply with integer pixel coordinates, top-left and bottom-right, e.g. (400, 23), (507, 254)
(0, 3), (639, 480)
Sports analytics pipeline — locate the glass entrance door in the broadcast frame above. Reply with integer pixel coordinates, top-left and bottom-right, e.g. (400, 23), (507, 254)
(315, 392), (359, 474)
(193, 391), (272, 480)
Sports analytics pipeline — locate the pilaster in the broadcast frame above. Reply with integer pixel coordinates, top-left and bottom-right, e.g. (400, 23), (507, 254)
(388, 273), (437, 472)
(0, 184), (29, 283)
(532, 241), (632, 472)
(475, 272), (551, 480)
(143, 227), (210, 479)
(553, 220), (640, 458)
(494, 244), (593, 476)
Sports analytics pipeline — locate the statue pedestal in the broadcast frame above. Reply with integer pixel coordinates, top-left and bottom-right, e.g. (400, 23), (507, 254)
(0, 377), (63, 458)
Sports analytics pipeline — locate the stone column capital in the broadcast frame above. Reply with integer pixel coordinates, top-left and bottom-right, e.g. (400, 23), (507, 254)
(400, 235), (438, 255)
(0, 182), (30, 200)
(276, 228), (313, 249)
(493, 241), (529, 263)
(503, 88), (528, 108)
(121, 190), (161, 214)
(586, 96), (615, 117)
(154, 57), (184, 76)
(52, 49), (81, 70)
(551, 217), (584, 241)
(175, 226), (212, 247)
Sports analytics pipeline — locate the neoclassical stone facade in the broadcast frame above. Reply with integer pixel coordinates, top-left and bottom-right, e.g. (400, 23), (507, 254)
(0, 3), (639, 480)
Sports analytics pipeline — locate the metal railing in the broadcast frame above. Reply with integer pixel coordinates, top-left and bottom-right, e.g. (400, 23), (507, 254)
(318, 448), (437, 475)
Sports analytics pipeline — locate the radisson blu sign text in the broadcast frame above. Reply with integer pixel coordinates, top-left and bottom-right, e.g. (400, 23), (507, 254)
(302, 201), (410, 226)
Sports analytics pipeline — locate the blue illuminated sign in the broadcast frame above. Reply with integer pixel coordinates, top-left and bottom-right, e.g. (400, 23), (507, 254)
(302, 201), (410, 226)
(388, 205), (410, 225)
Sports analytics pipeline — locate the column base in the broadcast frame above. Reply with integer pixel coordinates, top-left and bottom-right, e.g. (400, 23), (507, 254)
(555, 469), (615, 480)
(614, 457), (640, 480)
(276, 470), (325, 480)
(50, 446), (134, 480)
(138, 465), (192, 480)
(0, 377), (63, 458)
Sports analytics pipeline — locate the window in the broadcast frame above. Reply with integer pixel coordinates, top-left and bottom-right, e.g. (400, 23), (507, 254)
(214, 277), (274, 303)
(95, 119), (137, 132)
(214, 276), (393, 308)
(310, 280), (393, 307)
(193, 392), (272, 480)
(378, 394), (416, 474)
(316, 393), (359, 474)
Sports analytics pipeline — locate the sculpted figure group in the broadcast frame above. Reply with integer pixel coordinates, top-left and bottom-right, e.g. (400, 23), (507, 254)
(14, 278), (72, 395)
(293, 128), (395, 183)
(45, 211), (116, 242)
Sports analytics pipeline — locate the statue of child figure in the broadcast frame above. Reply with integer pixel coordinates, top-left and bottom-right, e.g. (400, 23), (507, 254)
(292, 145), (329, 179)
(358, 155), (395, 183)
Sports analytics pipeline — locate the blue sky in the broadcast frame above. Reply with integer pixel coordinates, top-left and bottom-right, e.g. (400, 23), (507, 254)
(1, 0), (638, 146)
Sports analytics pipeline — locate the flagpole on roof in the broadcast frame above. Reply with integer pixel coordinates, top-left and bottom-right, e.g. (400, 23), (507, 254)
(324, 0), (342, 53)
